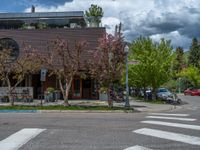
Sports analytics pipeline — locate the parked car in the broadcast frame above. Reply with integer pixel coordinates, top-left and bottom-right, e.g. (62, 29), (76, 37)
(156, 88), (181, 104)
(184, 88), (200, 96)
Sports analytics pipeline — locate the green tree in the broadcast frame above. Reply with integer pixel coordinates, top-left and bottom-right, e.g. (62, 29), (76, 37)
(178, 66), (200, 88)
(162, 79), (178, 92)
(173, 47), (184, 73)
(85, 4), (104, 27)
(129, 37), (174, 99)
(127, 38), (153, 98)
(188, 38), (200, 69)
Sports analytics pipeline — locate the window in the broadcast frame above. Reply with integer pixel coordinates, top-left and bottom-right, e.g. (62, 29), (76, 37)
(74, 79), (80, 97)
(0, 38), (19, 61)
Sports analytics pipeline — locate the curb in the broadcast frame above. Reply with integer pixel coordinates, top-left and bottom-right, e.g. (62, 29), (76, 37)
(0, 109), (133, 113)
(133, 105), (176, 113)
(0, 110), (37, 113)
(38, 110), (134, 113)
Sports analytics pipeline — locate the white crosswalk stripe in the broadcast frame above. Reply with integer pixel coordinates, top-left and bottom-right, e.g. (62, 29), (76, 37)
(124, 145), (153, 150)
(130, 113), (200, 148)
(141, 120), (200, 130)
(134, 128), (200, 146)
(0, 128), (46, 150)
(187, 106), (200, 110)
(146, 116), (196, 121)
(148, 113), (189, 117)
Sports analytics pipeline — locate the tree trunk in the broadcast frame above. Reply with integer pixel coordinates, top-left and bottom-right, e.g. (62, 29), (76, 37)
(8, 91), (14, 106)
(6, 79), (14, 106)
(6, 77), (24, 106)
(152, 88), (157, 100)
(63, 83), (70, 106)
(58, 77), (73, 106)
(107, 87), (113, 107)
(63, 94), (70, 106)
(8, 89), (14, 106)
(152, 80), (157, 100)
(135, 88), (140, 97)
(143, 87), (147, 100)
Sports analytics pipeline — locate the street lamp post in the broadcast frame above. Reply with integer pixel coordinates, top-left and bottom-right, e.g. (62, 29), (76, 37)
(124, 45), (130, 107)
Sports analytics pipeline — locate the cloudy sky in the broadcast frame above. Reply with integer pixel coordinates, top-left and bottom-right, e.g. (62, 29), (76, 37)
(1, 0), (200, 50)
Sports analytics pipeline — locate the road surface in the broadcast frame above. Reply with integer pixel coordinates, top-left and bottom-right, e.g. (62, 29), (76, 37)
(0, 95), (199, 150)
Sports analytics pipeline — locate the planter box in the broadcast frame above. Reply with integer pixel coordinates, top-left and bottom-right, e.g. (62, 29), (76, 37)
(99, 93), (108, 101)
(53, 92), (61, 100)
(45, 93), (54, 102)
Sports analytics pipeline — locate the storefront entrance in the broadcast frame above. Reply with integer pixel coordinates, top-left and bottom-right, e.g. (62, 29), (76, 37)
(82, 79), (91, 99)
(71, 78), (98, 99)
(72, 78), (82, 99)
(30, 75), (99, 100)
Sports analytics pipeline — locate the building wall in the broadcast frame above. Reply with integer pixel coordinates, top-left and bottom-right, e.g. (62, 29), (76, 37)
(0, 28), (105, 99)
(0, 28), (105, 68)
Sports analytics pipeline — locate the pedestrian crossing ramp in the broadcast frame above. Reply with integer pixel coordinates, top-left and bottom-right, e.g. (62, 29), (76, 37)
(124, 112), (200, 150)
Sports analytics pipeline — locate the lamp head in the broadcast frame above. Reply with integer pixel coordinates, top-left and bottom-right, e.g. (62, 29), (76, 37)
(124, 45), (129, 53)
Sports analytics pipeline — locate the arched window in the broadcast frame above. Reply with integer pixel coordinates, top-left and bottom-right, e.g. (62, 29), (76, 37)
(0, 38), (19, 61)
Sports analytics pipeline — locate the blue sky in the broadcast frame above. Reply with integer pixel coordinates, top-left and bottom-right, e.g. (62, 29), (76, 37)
(1, 0), (200, 50)
(0, 0), (70, 12)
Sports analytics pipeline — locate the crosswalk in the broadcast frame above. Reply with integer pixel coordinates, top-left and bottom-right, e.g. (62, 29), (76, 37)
(0, 128), (46, 150)
(124, 145), (153, 150)
(187, 106), (200, 110)
(124, 113), (200, 150)
(0, 113), (199, 150)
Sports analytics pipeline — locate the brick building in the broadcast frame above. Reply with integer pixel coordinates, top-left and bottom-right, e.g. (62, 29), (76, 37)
(0, 10), (105, 100)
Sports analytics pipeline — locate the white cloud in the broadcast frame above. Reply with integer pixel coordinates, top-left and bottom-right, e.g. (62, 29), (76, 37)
(24, 0), (200, 49)
(102, 17), (120, 34)
(150, 31), (191, 50)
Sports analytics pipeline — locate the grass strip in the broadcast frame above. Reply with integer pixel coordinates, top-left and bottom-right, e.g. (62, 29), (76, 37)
(0, 105), (134, 112)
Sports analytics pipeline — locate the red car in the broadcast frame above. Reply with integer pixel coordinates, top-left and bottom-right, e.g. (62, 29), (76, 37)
(184, 88), (200, 96)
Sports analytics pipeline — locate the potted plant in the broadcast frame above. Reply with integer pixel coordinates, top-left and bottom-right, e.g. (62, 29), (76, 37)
(99, 87), (108, 101)
(53, 90), (61, 101)
(45, 87), (55, 102)
(2, 96), (9, 103)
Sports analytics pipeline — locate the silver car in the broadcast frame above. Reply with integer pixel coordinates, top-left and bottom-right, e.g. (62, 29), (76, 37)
(157, 88), (181, 104)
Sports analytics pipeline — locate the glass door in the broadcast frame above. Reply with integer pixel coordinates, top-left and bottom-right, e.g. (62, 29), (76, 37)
(72, 78), (82, 99)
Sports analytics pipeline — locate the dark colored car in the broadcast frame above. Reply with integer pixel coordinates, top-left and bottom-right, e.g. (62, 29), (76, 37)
(184, 88), (200, 96)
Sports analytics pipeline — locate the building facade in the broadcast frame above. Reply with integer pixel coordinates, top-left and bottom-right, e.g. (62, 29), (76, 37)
(0, 10), (105, 100)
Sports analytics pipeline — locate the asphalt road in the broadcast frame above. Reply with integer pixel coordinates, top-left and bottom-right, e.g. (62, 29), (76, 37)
(0, 95), (199, 150)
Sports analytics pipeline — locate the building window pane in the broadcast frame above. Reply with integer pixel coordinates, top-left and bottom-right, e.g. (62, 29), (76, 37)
(74, 79), (80, 97)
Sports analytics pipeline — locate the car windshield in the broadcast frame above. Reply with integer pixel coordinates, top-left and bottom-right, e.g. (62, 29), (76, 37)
(158, 88), (168, 92)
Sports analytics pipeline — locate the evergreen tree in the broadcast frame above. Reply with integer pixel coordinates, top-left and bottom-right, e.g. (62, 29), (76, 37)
(188, 38), (200, 69)
(85, 4), (104, 27)
(173, 47), (184, 73)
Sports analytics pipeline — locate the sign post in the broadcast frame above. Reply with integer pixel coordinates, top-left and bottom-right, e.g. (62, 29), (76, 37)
(40, 69), (47, 106)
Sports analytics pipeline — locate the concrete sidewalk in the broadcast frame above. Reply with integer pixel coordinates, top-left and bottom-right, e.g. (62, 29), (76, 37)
(128, 101), (176, 112)
(0, 99), (176, 113)
(47, 99), (176, 112)
(69, 99), (177, 112)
